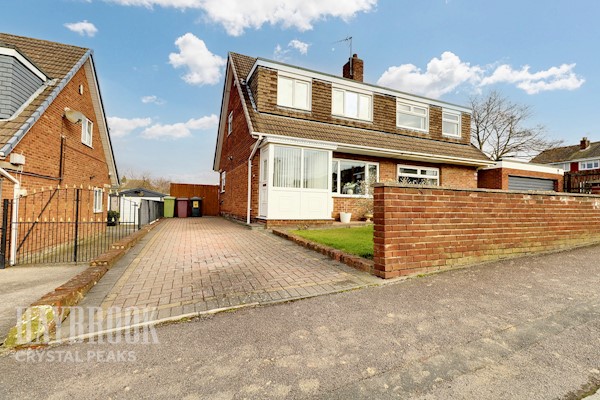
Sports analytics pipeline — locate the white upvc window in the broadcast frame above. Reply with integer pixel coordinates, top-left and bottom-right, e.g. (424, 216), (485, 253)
(332, 159), (379, 196)
(332, 87), (372, 121)
(397, 164), (439, 186)
(579, 160), (600, 170)
(277, 74), (311, 111)
(93, 188), (103, 213)
(272, 145), (328, 190)
(227, 111), (233, 135)
(221, 171), (226, 192)
(396, 100), (428, 132)
(82, 117), (93, 147)
(442, 110), (461, 137)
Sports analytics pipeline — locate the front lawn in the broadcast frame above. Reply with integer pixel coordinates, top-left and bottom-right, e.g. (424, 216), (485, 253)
(291, 225), (374, 259)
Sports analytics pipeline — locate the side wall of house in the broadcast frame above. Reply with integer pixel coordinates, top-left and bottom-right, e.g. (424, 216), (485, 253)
(248, 67), (471, 146)
(373, 185), (600, 278)
(478, 168), (564, 192)
(218, 74), (258, 221)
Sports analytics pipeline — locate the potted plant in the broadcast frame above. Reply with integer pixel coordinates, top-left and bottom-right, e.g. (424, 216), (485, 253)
(107, 210), (120, 226)
(339, 203), (352, 223)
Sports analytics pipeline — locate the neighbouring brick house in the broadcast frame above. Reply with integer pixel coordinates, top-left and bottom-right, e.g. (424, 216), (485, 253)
(532, 137), (600, 173)
(214, 53), (491, 226)
(0, 33), (119, 264)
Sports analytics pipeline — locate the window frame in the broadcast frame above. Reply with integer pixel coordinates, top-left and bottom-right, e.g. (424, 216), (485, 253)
(272, 145), (329, 191)
(221, 171), (226, 193)
(397, 164), (440, 186)
(332, 158), (379, 197)
(579, 160), (600, 170)
(82, 117), (93, 147)
(331, 85), (373, 122)
(396, 99), (429, 133)
(93, 188), (103, 213)
(442, 109), (461, 138)
(276, 73), (312, 111)
(227, 111), (233, 136)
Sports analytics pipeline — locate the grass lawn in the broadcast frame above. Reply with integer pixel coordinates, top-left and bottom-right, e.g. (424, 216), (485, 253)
(291, 225), (374, 259)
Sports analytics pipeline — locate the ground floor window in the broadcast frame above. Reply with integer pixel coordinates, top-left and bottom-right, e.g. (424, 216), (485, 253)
(398, 164), (439, 185)
(93, 188), (103, 213)
(273, 145), (328, 189)
(332, 159), (378, 196)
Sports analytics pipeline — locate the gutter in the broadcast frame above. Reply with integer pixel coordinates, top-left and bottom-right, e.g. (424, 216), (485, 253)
(247, 134), (264, 225)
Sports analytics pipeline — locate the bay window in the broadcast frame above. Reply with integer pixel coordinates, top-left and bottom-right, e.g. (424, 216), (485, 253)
(398, 165), (439, 186)
(332, 159), (378, 196)
(273, 145), (328, 189)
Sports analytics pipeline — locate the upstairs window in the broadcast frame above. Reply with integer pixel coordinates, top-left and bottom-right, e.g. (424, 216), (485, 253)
(580, 160), (600, 170)
(277, 74), (310, 111)
(442, 110), (461, 137)
(332, 87), (372, 121)
(82, 118), (93, 147)
(397, 100), (428, 132)
(227, 111), (233, 135)
(398, 165), (439, 186)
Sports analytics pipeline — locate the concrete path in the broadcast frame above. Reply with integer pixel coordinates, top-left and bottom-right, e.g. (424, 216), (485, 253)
(1, 243), (599, 399)
(58, 217), (379, 336)
(0, 264), (86, 338)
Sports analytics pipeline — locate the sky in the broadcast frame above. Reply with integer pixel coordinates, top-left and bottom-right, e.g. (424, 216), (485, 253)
(2, 0), (599, 184)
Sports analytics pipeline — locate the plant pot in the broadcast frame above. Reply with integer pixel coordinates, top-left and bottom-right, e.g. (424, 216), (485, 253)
(340, 212), (352, 223)
(364, 213), (373, 222)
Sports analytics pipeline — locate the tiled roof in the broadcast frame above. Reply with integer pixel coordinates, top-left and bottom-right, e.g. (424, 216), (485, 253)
(229, 53), (490, 164)
(531, 141), (600, 164)
(0, 33), (89, 151)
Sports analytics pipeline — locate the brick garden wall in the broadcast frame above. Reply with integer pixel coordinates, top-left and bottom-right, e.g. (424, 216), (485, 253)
(373, 184), (600, 279)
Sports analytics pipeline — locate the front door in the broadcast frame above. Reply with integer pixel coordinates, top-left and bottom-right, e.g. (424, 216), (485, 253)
(259, 147), (268, 217)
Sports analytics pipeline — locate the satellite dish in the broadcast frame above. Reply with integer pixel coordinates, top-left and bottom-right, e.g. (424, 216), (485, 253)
(64, 107), (84, 124)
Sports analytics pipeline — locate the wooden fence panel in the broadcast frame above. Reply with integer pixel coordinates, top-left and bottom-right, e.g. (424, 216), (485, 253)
(169, 184), (220, 216)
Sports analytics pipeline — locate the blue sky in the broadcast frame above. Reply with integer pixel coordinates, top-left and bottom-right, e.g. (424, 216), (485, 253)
(3, 0), (599, 183)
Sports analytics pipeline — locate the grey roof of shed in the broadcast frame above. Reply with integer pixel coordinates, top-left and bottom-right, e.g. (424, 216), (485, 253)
(118, 188), (167, 198)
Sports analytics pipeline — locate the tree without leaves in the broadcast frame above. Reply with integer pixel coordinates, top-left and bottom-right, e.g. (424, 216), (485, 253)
(470, 90), (563, 161)
(120, 169), (171, 194)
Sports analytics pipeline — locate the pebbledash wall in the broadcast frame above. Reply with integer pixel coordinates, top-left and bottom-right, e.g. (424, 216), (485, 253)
(373, 184), (600, 279)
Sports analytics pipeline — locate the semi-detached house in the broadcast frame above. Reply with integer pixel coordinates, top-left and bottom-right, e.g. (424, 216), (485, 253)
(214, 53), (491, 226)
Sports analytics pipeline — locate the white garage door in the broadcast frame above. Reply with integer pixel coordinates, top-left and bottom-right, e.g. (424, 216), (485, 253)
(508, 176), (555, 191)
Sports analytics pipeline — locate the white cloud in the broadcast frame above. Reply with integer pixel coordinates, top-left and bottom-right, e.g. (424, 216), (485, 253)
(168, 33), (226, 86)
(63, 20), (98, 37)
(140, 114), (218, 140)
(377, 51), (585, 98)
(141, 95), (165, 105)
(108, 117), (152, 138)
(288, 39), (309, 55)
(479, 63), (584, 94)
(106, 0), (377, 36)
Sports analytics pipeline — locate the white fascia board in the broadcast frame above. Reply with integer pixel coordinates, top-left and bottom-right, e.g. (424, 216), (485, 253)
(484, 160), (564, 175)
(247, 59), (471, 114)
(0, 47), (47, 81)
(253, 132), (492, 167)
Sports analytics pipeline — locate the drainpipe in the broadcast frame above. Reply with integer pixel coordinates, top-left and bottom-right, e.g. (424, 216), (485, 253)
(0, 167), (20, 266)
(247, 134), (263, 225)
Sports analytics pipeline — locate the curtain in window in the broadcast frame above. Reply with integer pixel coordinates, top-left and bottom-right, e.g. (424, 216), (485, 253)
(273, 146), (301, 188)
(304, 150), (328, 189)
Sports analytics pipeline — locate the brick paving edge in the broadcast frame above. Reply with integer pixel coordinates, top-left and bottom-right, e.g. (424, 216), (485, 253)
(2, 219), (165, 348)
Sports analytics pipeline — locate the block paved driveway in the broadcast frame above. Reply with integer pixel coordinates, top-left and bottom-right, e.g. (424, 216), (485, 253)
(75, 217), (379, 324)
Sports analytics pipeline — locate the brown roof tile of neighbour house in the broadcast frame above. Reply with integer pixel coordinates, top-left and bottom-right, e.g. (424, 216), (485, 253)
(0, 33), (89, 151)
(229, 52), (490, 164)
(531, 141), (600, 163)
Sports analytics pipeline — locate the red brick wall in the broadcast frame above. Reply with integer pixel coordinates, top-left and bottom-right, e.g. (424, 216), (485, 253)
(373, 185), (600, 279)
(219, 73), (259, 221)
(478, 168), (564, 192)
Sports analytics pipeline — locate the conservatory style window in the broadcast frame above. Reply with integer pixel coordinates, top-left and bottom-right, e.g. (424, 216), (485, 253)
(397, 165), (439, 186)
(331, 160), (378, 196)
(272, 145), (328, 189)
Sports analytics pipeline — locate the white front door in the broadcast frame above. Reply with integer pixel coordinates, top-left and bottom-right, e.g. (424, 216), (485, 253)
(259, 147), (269, 217)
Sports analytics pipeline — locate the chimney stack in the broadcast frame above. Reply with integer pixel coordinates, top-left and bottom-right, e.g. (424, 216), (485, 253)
(343, 54), (364, 82)
(580, 137), (591, 150)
